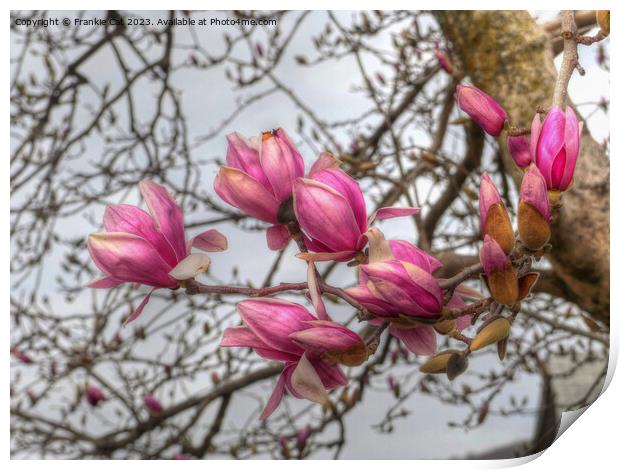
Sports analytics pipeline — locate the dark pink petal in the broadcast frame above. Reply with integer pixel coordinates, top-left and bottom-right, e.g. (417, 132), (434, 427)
(124, 288), (157, 325)
(214, 166), (280, 224)
(260, 128), (305, 201)
(559, 106), (581, 190)
(260, 371), (288, 420)
(455, 85), (507, 136)
(389, 325), (437, 355)
(139, 180), (187, 262)
(192, 229), (228, 252)
(293, 178), (361, 252)
(266, 224), (291, 250)
(311, 169), (367, 232)
(536, 107), (566, 185)
(88, 233), (177, 287)
(225, 132), (271, 189)
(370, 206), (420, 223)
(363, 263), (439, 317)
(238, 299), (315, 355)
(104, 204), (178, 267)
(87, 276), (124, 289)
(389, 240), (442, 273)
(507, 135), (532, 168)
(309, 152), (341, 177)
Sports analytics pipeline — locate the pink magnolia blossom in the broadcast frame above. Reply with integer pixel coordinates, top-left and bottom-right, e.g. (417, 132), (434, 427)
(214, 129), (308, 250)
(143, 394), (163, 414)
(85, 385), (106, 407)
(455, 85), (508, 137)
(345, 229), (472, 355)
(220, 298), (365, 420)
(520, 165), (551, 223)
(87, 180), (227, 324)
(531, 106), (582, 191)
(507, 135), (532, 168)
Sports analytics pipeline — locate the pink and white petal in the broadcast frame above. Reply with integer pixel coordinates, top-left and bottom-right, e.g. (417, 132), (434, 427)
(260, 371), (288, 421)
(369, 206), (421, 224)
(310, 169), (367, 233)
(169, 253), (211, 281)
(87, 276), (124, 289)
(139, 180), (187, 262)
(103, 204), (178, 267)
(191, 229), (228, 252)
(389, 240), (442, 273)
(266, 224), (291, 251)
(214, 167), (280, 224)
(260, 130), (305, 201)
(226, 132), (271, 189)
(238, 299), (314, 355)
(88, 232), (177, 288)
(290, 354), (329, 405)
(389, 325), (437, 356)
(366, 228), (394, 263)
(124, 288), (157, 326)
(307, 261), (330, 320)
(309, 152), (341, 177)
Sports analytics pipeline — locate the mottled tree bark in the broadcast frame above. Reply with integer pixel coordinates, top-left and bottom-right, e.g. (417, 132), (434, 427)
(436, 11), (609, 324)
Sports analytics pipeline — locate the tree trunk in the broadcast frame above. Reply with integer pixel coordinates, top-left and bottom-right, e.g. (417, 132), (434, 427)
(436, 11), (609, 325)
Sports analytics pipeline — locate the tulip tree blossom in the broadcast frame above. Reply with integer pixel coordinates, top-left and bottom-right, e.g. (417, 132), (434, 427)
(87, 180), (228, 324)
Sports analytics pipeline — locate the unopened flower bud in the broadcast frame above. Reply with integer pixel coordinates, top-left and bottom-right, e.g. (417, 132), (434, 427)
(480, 236), (518, 305)
(470, 317), (511, 352)
(419, 349), (460, 374)
(84, 385), (106, 407)
(144, 394), (163, 414)
(455, 85), (508, 137)
(508, 135), (532, 168)
(531, 106), (582, 192)
(446, 352), (469, 381)
(518, 165), (551, 251)
(479, 173), (514, 254)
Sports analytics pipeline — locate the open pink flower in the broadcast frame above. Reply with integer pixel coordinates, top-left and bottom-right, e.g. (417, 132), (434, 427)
(87, 180), (227, 324)
(346, 229), (472, 355)
(455, 85), (508, 137)
(214, 129), (306, 250)
(531, 106), (582, 191)
(220, 299), (364, 420)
